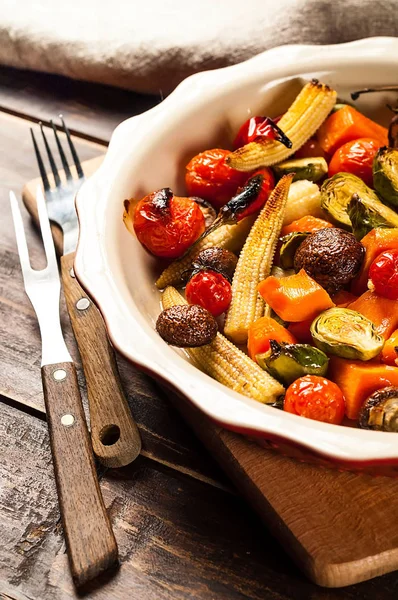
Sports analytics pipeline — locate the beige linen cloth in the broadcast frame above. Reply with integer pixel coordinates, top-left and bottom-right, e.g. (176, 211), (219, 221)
(0, 0), (397, 95)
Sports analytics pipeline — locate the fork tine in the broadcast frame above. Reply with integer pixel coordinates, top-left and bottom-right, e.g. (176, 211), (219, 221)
(40, 122), (61, 188)
(50, 120), (72, 180)
(36, 186), (58, 272)
(30, 128), (51, 192)
(60, 115), (84, 178)
(9, 191), (32, 278)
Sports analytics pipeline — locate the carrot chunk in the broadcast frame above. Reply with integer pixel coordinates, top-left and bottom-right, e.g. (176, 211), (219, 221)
(329, 357), (398, 420)
(287, 318), (314, 344)
(381, 329), (398, 366)
(348, 290), (398, 339)
(331, 290), (358, 308)
(247, 316), (297, 362)
(280, 216), (333, 237)
(317, 106), (388, 156)
(258, 269), (335, 322)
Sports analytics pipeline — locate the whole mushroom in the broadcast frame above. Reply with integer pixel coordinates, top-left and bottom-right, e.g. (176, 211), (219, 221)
(294, 228), (364, 295)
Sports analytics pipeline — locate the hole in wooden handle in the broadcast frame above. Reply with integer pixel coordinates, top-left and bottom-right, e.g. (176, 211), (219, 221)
(99, 424), (121, 446)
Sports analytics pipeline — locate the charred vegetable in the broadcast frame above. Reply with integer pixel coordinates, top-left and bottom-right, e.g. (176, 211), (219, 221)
(359, 386), (398, 432)
(293, 228), (364, 295)
(184, 247), (238, 284)
(191, 197), (217, 228)
(256, 340), (329, 386)
(279, 232), (309, 270)
(373, 147), (398, 207)
(320, 172), (398, 230)
(311, 307), (384, 361)
(348, 194), (392, 241)
(156, 304), (217, 347)
(273, 157), (328, 182)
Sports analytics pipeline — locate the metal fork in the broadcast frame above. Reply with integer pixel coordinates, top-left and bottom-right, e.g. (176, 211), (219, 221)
(29, 118), (141, 467)
(10, 188), (118, 586)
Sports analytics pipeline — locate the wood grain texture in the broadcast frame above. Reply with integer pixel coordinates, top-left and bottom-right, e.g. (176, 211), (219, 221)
(41, 362), (118, 585)
(61, 252), (141, 467)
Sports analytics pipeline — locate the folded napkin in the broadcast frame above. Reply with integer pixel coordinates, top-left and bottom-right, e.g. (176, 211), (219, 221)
(0, 0), (397, 95)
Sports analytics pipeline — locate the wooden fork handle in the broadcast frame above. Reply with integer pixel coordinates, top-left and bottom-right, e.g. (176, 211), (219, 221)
(61, 252), (141, 468)
(41, 361), (118, 586)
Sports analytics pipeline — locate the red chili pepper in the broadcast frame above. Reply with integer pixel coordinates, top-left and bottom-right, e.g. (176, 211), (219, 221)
(284, 375), (346, 425)
(233, 116), (292, 150)
(368, 249), (398, 300)
(186, 270), (232, 317)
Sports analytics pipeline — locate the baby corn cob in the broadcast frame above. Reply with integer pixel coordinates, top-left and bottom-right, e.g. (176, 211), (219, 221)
(226, 80), (337, 171)
(162, 286), (284, 403)
(155, 215), (255, 289)
(224, 174), (294, 344)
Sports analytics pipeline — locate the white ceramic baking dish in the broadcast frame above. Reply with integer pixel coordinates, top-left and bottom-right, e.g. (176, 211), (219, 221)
(75, 37), (398, 472)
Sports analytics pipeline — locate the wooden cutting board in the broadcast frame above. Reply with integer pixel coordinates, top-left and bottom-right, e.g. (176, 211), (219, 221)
(23, 157), (398, 589)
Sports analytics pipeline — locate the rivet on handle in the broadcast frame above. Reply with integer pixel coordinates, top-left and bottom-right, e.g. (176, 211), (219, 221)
(61, 414), (75, 427)
(53, 369), (67, 381)
(76, 297), (90, 311)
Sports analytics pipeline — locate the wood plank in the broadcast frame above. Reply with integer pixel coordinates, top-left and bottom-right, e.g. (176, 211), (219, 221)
(0, 111), (227, 489)
(2, 399), (398, 600)
(0, 66), (158, 144)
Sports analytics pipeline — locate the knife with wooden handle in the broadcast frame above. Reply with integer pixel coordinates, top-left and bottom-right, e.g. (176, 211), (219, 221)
(25, 126), (141, 468)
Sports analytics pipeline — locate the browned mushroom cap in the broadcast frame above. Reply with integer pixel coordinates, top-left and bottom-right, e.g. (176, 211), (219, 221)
(193, 247), (238, 282)
(294, 228), (364, 295)
(156, 304), (218, 347)
(359, 387), (398, 432)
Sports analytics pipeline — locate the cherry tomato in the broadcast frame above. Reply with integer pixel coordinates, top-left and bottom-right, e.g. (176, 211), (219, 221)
(133, 189), (205, 259)
(284, 375), (346, 425)
(233, 116), (278, 149)
(186, 270), (232, 317)
(237, 168), (275, 220)
(368, 250), (398, 300)
(185, 148), (249, 210)
(328, 138), (381, 187)
(294, 137), (326, 160)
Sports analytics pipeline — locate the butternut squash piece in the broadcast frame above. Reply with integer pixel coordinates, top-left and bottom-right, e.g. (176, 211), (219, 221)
(381, 329), (398, 366)
(348, 291), (398, 339)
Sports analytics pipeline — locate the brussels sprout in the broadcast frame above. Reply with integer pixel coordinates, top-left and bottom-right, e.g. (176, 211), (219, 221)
(373, 147), (398, 208)
(279, 232), (309, 269)
(256, 340), (329, 386)
(273, 157), (328, 182)
(359, 387), (398, 432)
(311, 307), (384, 361)
(348, 194), (392, 241)
(321, 172), (398, 230)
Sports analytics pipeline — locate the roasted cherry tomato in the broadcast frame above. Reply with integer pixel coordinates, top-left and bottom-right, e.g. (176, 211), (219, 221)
(368, 249), (398, 300)
(233, 116), (291, 150)
(284, 375), (346, 425)
(133, 188), (205, 259)
(185, 148), (248, 210)
(328, 138), (381, 187)
(186, 270), (232, 317)
(294, 137), (326, 160)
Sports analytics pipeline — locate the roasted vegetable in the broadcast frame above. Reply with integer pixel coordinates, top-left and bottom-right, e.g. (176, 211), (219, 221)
(125, 188), (205, 258)
(328, 138), (381, 187)
(247, 316), (297, 362)
(373, 146), (398, 207)
(279, 232), (309, 270)
(258, 269), (335, 323)
(368, 249), (398, 300)
(273, 157), (328, 182)
(332, 290), (358, 308)
(191, 197), (217, 228)
(283, 179), (323, 225)
(310, 307), (384, 361)
(348, 194), (391, 241)
(188, 247), (238, 283)
(155, 215), (255, 289)
(381, 329), (398, 366)
(295, 137), (327, 160)
(233, 116), (292, 150)
(162, 286), (285, 403)
(359, 387), (398, 432)
(288, 319), (314, 344)
(185, 270), (232, 317)
(281, 215), (333, 237)
(226, 80), (337, 171)
(320, 172), (398, 230)
(351, 228), (398, 294)
(293, 228), (364, 295)
(329, 357), (398, 419)
(283, 375), (345, 425)
(224, 175), (293, 344)
(348, 291), (398, 340)
(156, 304), (218, 347)
(256, 340), (329, 386)
(317, 105), (388, 155)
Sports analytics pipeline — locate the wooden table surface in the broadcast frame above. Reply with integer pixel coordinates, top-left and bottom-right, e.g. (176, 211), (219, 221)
(1, 66), (398, 600)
